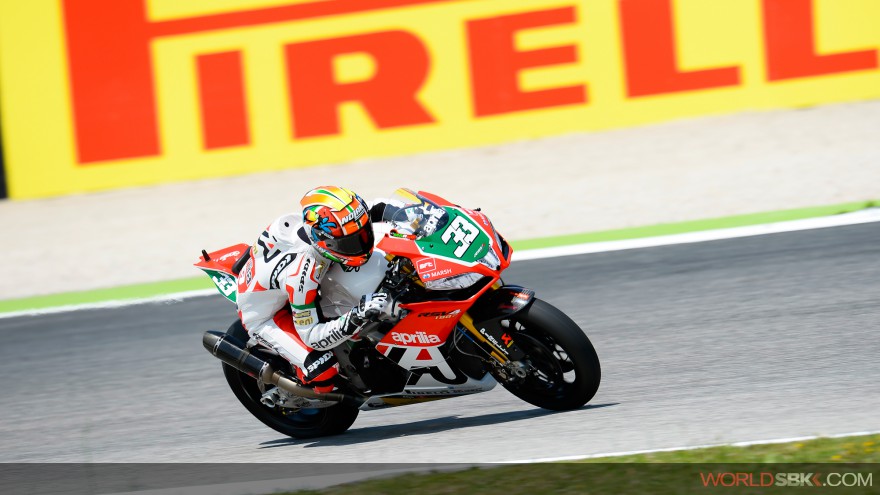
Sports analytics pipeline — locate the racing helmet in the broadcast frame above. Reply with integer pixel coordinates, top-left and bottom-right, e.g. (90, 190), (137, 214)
(301, 186), (374, 267)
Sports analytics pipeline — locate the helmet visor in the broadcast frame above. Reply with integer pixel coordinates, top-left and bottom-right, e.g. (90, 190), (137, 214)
(325, 224), (375, 256)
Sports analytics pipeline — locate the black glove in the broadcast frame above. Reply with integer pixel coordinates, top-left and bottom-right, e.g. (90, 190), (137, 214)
(370, 202), (402, 223)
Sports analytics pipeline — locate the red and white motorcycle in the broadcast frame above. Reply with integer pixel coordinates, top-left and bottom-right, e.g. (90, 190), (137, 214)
(197, 189), (600, 438)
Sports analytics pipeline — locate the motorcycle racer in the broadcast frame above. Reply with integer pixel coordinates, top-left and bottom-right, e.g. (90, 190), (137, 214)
(236, 186), (399, 393)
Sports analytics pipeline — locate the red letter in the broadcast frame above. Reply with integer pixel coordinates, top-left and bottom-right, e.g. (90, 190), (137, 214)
(63, 0), (159, 163)
(619, 0), (741, 97)
(285, 31), (435, 139)
(197, 51), (251, 150)
(62, 0), (445, 163)
(700, 473), (721, 487)
(467, 7), (586, 117)
(763, 0), (878, 81)
(721, 473), (736, 487)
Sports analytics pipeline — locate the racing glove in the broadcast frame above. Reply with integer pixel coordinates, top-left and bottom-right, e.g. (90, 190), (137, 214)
(355, 293), (398, 321)
(343, 293), (397, 336)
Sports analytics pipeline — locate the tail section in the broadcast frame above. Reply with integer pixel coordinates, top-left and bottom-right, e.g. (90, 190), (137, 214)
(195, 243), (250, 302)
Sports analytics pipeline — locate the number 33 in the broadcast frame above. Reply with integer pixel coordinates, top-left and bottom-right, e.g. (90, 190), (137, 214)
(441, 216), (478, 257)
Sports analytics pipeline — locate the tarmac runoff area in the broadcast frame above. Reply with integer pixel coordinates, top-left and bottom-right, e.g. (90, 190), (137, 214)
(0, 100), (879, 300)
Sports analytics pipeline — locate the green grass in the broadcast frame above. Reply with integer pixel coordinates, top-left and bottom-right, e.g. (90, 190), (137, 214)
(582, 433), (880, 463)
(278, 434), (880, 495)
(1, 200), (876, 314)
(0, 277), (214, 314)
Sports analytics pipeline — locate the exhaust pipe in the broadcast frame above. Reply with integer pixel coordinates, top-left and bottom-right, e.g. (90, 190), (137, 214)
(202, 331), (364, 408)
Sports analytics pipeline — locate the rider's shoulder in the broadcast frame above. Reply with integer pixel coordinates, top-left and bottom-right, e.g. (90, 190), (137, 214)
(262, 214), (313, 250)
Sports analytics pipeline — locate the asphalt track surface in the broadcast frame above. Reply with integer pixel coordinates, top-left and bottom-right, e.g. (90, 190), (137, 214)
(2, 223), (878, 463)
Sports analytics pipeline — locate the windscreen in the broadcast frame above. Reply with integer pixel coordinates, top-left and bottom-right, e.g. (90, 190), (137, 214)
(388, 188), (449, 239)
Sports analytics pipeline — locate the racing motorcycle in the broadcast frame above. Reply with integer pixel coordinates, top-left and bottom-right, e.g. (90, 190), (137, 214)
(197, 189), (600, 438)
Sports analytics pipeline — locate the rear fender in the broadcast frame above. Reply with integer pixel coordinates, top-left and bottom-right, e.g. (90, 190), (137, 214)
(194, 243), (250, 303)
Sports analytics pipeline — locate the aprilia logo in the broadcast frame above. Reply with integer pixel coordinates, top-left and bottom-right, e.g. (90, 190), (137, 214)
(313, 328), (346, 349)
(217, 250), (240, 262)
(391, 331), (441, 345)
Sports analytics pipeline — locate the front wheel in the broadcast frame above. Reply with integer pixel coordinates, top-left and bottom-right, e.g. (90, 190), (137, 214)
(496, 299), (601, 410)
(222, 320), (359, 439)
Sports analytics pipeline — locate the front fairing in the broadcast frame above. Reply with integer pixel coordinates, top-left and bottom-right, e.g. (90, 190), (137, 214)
(378, 189), (511, 289)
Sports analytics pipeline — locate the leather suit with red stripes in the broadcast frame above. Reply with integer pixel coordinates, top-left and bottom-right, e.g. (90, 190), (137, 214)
(235, 212), (366, 391)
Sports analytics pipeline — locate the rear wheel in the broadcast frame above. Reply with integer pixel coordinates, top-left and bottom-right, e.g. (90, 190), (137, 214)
(222, 320), (359, 439)
(496, 299), (601, 410)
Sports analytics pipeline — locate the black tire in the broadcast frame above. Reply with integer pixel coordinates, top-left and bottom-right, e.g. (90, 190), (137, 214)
(221, 320), (359, 439)
(497, 299), (601, 410)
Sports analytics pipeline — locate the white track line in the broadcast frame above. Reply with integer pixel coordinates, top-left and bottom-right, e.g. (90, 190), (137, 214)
(514, 207), (880, 261)
(0, 289), (217, 319)
(2, 208), (878, 319)
(505, 430), (880, 463)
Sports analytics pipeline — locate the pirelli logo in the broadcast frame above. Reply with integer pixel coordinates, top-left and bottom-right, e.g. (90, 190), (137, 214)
(61, 0), (880, 163)
(3, 0), (880, 198)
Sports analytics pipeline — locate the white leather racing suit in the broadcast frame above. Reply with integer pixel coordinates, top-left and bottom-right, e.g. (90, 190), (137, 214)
(235, 202), (395, 388)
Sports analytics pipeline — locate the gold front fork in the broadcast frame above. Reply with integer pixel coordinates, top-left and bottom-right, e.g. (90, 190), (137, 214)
(458, 282), (509, 364)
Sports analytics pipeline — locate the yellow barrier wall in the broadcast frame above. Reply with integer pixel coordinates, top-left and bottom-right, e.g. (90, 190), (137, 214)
(1, 0), (878, 199)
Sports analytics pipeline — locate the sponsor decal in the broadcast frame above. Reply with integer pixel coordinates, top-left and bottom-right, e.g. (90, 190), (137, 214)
(238, 258), (255, 286)
(391, 331), (441, 345)
(700, 471), (872, 488)
(6, 1), (880, 200)
(297, 258), (312, 292)
(473, 243), (488, 259)
(423, 268), (452, 280)
(475, 212), (490, 228)
(217, 250), (240, 262)
(417, 309), (461, 320)
(501, 333), (513, 347)
(305, 351), (334, 373)
(421, 204), (445, 235)
(401, 389), (473, 396)
(270, 253), (296, 290)
(416, 258), (436, 274)
(293, 310), (312, 319)
(340, 204), (366, 225)
(479, 327), (510, 355)
(313, 327), (347, 349)
(295, 317), (315, 326)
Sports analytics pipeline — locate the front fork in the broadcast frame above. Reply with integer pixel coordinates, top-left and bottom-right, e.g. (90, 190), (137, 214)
(458, 284), (536, 380)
